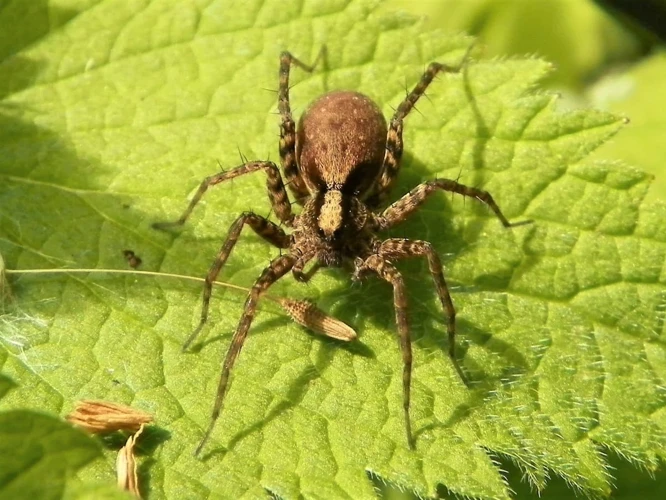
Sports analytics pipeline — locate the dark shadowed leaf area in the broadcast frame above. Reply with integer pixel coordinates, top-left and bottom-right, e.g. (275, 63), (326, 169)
(0, 374), (109, 499)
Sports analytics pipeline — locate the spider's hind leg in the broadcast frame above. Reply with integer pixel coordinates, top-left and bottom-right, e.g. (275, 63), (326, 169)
(375, 177), (532, 231)
(278, 48), (326, 204)
(153, 161), (295, 229)
(366, 47), (474, 208)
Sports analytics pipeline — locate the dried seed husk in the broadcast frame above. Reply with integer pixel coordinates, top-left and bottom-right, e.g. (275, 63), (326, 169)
(116, 424), (144, 498)
(278, 298), (357, 341)
(67, 400), (153, 433)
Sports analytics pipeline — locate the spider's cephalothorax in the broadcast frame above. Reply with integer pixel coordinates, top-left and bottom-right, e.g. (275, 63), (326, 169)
(154, 48), (530, 455)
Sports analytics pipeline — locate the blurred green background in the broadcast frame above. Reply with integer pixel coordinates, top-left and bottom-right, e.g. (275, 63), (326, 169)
(377, 1), (666, 498)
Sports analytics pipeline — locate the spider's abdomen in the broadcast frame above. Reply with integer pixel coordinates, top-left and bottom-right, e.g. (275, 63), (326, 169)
(296, 91), (387, 196)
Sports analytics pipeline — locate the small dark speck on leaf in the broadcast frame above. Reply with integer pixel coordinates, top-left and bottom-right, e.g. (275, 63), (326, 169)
(123, 250), (142, 269)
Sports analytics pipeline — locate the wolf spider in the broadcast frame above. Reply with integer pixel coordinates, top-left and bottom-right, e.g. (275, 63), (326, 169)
(154, 47), (530, 454)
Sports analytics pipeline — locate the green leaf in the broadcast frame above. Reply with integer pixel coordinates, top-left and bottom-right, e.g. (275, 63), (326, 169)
(63, 482), (135, 500)
(0, 375), (103, 499)
(1, 1), (665, 499)
(589, 51), (666, 203)
(379, 0), (644, 89)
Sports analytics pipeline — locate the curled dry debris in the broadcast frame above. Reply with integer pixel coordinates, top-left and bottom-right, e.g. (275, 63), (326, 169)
(67, 400), (153, 433)
(278, 298), (357, 341)
(116, 424), (145, 499)
(67, 400), (152, 498)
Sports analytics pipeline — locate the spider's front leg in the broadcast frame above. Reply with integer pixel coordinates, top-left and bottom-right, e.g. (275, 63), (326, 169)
(353, 254), (415, 449)
(179, 212), (290, 351)
(376, 238), (468, 384)
(196, 254), (295, 456)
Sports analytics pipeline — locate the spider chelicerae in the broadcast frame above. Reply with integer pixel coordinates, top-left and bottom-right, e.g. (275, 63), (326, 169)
(154, 47), (530, 454)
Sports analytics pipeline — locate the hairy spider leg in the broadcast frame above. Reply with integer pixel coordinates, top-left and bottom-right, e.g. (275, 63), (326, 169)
(182, 212), (290, 352)
(291, 258), (322, 283)
(367, 47), (474, 208)
(196, 254), (295, 456)
(374, 178), (533, 231)
(278, 48), (326, 205)
(152, 161), (295, 229)
(367, 179), (531, 443)
(352, 254), (415, 448)
(377, 238), (468, 385)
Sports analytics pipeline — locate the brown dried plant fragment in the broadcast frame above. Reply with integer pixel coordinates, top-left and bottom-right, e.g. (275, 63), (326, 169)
(116, 424), (144, 498)
(67, 400), (153, 433)
(278, 298), (357, 341)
